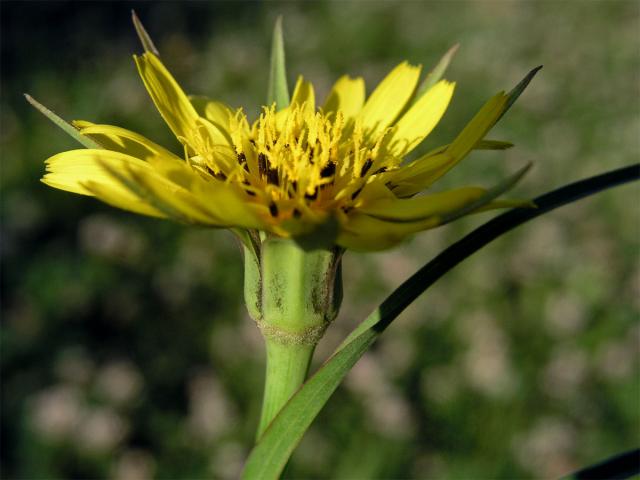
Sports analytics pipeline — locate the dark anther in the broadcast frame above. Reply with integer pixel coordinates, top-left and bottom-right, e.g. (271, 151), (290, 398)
(308, 150), (314, 163)
(293, 208), (302, 218)
(269, 202), (279, 217)
(266, 168), (279, 185)
(342, 206), (353, 214)
(258, 152), (279, 185)
(351, 185), (364, 200)
(258, 153), (268, 176)
(305, 187), (318, 201)
(320, 161), (336, 178)
(242, 181), (256, 196)
(206, 166), (227, 181)
(237, 152), (250, 172)
(373, 166), (387, 175)
(360, 158), (373, 177)
(249, 139), (256, 145)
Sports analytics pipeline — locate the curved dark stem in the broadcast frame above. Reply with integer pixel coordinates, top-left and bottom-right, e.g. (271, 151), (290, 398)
(374, 163), (640, 333)
(564, 448), (640, 480)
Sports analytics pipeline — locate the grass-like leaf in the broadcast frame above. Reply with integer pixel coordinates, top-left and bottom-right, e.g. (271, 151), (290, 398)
(242, 163), (640, 480)
(267, 16), (290, 110)
(563, 448), (640, 480)
(24, 94), (102, 149)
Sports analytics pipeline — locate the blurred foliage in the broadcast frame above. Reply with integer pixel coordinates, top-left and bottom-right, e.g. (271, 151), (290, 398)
(1, 1), (639, 479)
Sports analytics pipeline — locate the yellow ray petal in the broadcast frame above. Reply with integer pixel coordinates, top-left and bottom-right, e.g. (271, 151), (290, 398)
(42, 148), (260, 228)
(341, 162), (531, 250)
(359, 186), (489, 222)
(189, 96), (234, 131)
(338, 191), (527, 251)
(337, 214), (440, 251)
(204, 102), (233, 128)
(119, 160), (267, 229)
(97, 151), (268, 229)
(446, 91), (509, 161)
(386, 79), (455, 157)
(381, 152), (452, 192)
(385, 92), (510, 197)
(134, 52), (199, 140)
(42, 149), (155, 196)
(290, 75), (315, 116)
(73, 122), (182, 162)
(323, 75), (365, 120)
(357, 62), (422, 139)
(82, 180), (166, 218)
(363, 162), (531, 221)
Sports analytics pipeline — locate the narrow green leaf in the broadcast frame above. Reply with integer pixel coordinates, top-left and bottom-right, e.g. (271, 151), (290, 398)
(562, 448), (640, 480)
(131, 10), (160, 56)
(267, 16), (290, 110)
(416, 43), (459, 99)
(242, 163), (640, 480)
(25, 94), (102, 149)
(242, 327), (378, 480)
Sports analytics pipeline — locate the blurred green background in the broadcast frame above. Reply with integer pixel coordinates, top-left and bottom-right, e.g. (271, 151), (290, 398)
(2, 1), (639, 478)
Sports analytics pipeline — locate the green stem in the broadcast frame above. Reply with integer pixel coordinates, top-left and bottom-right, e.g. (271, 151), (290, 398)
(243, 237), (343, 441)
(257, 341), (315, 439)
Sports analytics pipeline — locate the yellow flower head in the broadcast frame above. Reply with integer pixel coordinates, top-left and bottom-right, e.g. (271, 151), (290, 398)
(39, 20), (538, 251)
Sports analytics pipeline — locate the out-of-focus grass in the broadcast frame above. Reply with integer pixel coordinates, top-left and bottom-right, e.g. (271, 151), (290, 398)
(1, 2), (638, 479)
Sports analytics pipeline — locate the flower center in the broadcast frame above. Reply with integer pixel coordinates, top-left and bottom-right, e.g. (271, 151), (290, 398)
(188, 104), (398, 220)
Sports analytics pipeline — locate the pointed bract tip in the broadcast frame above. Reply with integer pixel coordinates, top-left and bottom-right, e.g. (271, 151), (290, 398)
(414, 42), (459, 99)
(521, 161), (534, 174)
(267, 14), (290, 109)
(273, 15), (285, 37)
(502, 65), (543, 115)
(132, 10), (160, 56)
(24, 93), (41, 108)
(518, 65), (543, 87)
